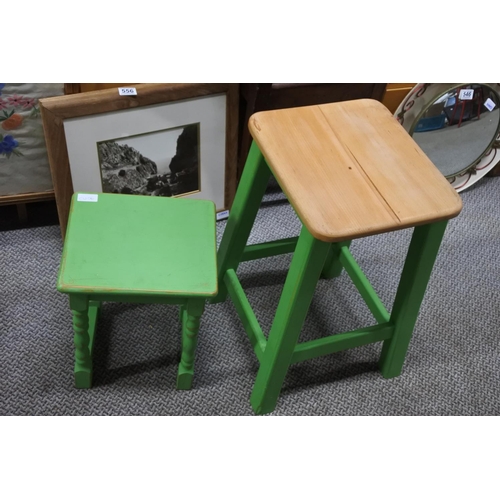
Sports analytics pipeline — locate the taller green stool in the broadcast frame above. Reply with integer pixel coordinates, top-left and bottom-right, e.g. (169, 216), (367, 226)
(57, 193), (217, 390)
(214, 99), (463, 415)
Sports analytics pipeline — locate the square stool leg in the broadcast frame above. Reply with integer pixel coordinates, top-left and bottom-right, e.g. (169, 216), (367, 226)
(177, 298), (206, 390)
(379, 220), (448, 378)
(250, 225), (331, 415)
(321, 240), (351, 279)
(213, 141), (271, 304)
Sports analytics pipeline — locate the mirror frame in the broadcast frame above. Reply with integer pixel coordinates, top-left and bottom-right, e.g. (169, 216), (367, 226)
(395, 83), (500, 191)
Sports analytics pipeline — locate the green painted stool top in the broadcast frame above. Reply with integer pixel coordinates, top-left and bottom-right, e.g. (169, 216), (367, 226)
(58, 193), (217, 298)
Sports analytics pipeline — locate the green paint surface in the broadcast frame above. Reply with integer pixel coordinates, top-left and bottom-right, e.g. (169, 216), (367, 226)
(58, 193), (217, 297)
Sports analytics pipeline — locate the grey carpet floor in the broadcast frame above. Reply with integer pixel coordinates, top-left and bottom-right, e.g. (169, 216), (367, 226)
(1, 177), (500, 416)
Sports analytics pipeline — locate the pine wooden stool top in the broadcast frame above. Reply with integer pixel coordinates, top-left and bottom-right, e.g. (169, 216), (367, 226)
(249, 99), (462, 241)
(58, 193), (217, 390)
(215, 98), (463, 415)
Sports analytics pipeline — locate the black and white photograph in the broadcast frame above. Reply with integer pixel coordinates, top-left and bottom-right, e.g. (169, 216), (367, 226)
(48, 84), (237, 231)
(97, 123), (200, 197)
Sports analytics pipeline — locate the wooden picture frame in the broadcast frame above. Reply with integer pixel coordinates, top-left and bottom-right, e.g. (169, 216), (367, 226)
(39, 83), (239, 238)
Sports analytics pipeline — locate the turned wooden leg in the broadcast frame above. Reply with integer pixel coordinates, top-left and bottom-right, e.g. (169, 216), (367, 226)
(179, 304), (186, 323)
(176, 299), (205, 390)
(70, 295), (93, 388)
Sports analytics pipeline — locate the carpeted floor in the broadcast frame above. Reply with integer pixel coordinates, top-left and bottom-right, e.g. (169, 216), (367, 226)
(1, 177), (499, 415)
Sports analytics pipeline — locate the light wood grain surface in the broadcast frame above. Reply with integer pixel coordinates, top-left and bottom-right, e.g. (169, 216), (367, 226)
(249, 99), (462, 242)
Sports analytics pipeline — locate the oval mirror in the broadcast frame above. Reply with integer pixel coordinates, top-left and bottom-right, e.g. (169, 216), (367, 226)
(395, 83), (500, 192)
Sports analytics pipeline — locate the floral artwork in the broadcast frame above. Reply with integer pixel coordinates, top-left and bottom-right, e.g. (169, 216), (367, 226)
(0, 83), (64, 197)
(0, 83), (42, 158)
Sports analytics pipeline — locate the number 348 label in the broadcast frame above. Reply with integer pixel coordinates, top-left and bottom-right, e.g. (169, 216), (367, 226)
(459, 89), (474, 100)
(118, 87), (137, 96)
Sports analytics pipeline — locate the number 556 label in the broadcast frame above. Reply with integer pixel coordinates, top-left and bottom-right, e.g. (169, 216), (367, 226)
(118, 87), (137, 96)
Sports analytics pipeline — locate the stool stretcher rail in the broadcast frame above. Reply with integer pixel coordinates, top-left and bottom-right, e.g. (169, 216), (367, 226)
(224, 234), (396, 367)
(224, 266), (395, 365)
(224, 269), (267, 362)
(241, 237), (298, 262)
(338, 244), (391, 324)
(291, 323), (394, 364)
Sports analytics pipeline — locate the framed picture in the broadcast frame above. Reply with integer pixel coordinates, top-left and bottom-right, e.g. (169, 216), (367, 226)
(39, 83), (238, 237)
(0, 83), (65, 204)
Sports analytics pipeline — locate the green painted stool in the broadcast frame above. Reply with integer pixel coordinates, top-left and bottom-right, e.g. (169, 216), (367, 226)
(214, 99), (463, 415)
(57, 193), (217, 390)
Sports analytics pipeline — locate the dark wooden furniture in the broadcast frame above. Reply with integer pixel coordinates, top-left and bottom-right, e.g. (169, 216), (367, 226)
(237, 83), (387, 178)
